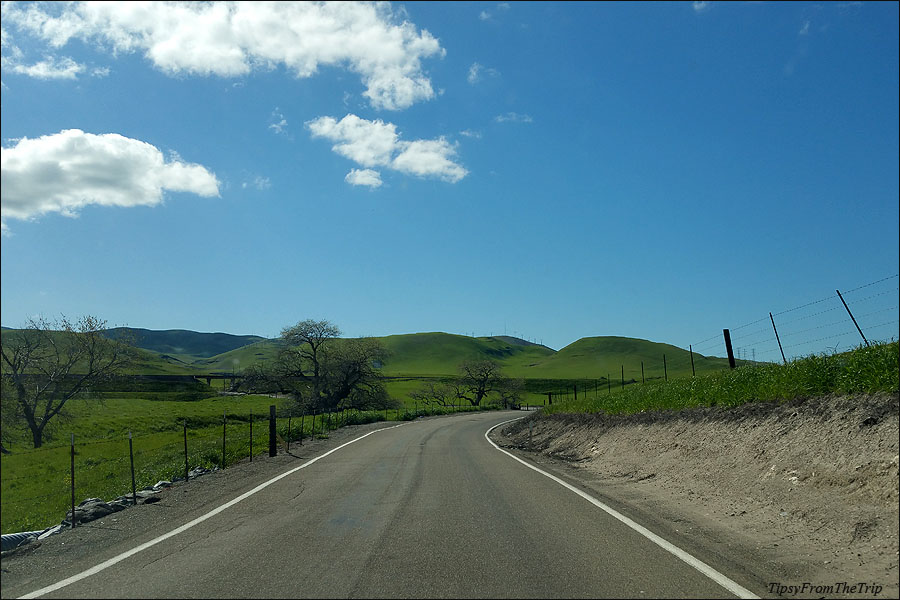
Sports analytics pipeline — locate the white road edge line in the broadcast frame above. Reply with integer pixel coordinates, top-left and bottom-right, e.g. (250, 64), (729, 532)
(486, 417), (760, 600)
(18, 423), (407, 600)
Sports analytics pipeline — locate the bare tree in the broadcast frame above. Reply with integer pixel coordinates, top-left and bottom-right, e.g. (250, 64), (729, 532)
(457, 359), (505, 407)
(496, 377), (525, 409)
(0, 316), (136, 449)
(409, 380), (457, 407)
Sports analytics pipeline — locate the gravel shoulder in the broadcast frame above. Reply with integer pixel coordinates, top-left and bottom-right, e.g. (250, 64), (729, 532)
(492, 393), (899, 599)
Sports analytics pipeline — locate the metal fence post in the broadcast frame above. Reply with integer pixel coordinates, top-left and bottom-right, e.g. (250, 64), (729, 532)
(836, 289), (870, 347)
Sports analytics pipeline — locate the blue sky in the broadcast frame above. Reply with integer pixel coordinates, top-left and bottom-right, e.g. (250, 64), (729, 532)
(1, 1), (898, 359)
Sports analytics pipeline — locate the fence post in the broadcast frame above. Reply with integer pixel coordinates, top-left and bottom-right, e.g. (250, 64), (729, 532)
(689, 345), (695, 376)
(621, 365), (625, 390)
(723, 329), (737, 368)
(663, 354), (668, 381)
(129, 431), (136, 505)
(249, 410), (253, 462)
(836, 289), (870, 347)
(287, 414), (292, 452)
(768, 314), (787, 364)
(222, 411), (227, 468)
(183, 421), (189, 482)
(299, 410), (305, 445)
(641, 361), (645, 384)
(607, 376), (611, 394)
(574, 385), (577, 401)
(70, 433), (76, 528)
(269, 405), (277, 457)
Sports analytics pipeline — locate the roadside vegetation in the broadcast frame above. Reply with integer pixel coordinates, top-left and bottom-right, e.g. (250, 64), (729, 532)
(542, 341), (899, 416)
(6, 317), (891, 536)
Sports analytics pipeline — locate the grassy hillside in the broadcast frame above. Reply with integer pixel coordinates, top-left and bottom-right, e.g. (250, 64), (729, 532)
(377, 332), (555, 376)
(120, 332), (745, 381)
(4, 326), (746, 382)
(544, 341), (899, 415)
(104, 327), (266, 359)
(508, 336), (742, 380)
(0, 327), (200, 376)
(200, 332), (556, 377)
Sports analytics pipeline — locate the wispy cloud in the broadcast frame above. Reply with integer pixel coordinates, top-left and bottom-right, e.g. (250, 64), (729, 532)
(692, 1), (711, 13)
(1, 1), (445, 110)
(5, 55), (84, 79)
(479, 3), (510, 22)
(307, 114), (467, 184)
(1, 129), (219, 232)
(467, 62), (499, 85)
(799, 20), (810, 36)
(494, 112), (533, 124)
(242, 176), (271, 191)
(460, 129), (482, 139)
(269, 109), (289, 136)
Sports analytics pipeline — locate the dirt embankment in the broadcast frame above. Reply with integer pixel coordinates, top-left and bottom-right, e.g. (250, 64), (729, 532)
(495, 393), (899, 599)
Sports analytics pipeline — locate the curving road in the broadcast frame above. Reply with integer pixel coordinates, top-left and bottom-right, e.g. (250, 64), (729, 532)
(4, 412), (760, 599)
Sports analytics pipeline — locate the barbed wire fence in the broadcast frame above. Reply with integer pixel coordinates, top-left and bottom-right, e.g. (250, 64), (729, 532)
(529, 274), (899, 403)
(691, 274), (899, 364)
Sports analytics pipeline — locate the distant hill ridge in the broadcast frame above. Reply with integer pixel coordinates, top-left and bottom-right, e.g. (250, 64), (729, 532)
(101, 327), (266, 359)
(3, 326), (737, 379)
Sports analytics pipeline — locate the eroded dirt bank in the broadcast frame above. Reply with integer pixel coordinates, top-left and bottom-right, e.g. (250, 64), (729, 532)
(495, 393), (899, 599)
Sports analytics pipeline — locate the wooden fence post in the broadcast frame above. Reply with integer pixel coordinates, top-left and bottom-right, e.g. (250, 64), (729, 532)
(269, 405), (277, 457)
(723, 329), (737, 369)
(183, 422), (189, 482)
(129, 431), (136, 505)
(70, 434), (76, 528)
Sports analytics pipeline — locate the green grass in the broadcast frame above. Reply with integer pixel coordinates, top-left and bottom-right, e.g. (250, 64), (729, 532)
(542, 341), (899, 416)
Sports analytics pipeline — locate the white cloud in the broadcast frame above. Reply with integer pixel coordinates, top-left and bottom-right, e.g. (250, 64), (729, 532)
(307, 114), (400, 168)
(392, 138), (467, 183)
(479, 11), (491, 21)
(692, 1), (711, 13)
(345, 168), (383, 188)
(2, 1), (445, 110)
(799, 20), (810, 36)
(494, 112), (533, 123)
(7, 55), (85, 79)
(460, 129), (482, 139)
(1, 129), (220, 230)
(307, 114), (467, 184)
(467, 62), (498, 85)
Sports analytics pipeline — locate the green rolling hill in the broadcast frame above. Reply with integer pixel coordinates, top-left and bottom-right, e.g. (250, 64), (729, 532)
(103, 327), (266, 360)
(508, 336), (738, 381)
(4, 326), (742, 382)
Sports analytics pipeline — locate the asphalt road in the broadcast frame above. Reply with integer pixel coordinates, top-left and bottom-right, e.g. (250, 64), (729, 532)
(2, 411), (759, 599)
